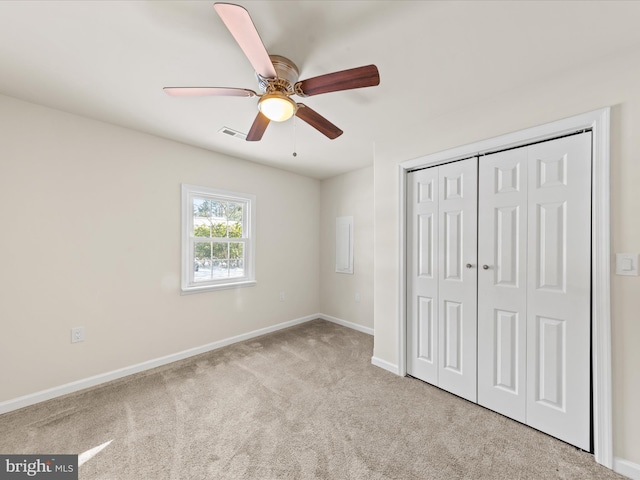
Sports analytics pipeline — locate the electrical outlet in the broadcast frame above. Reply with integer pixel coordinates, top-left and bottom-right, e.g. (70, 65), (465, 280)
(355, 292), (361, 303)
(71, 327), (85, 343)
(279, 291), (285, 302)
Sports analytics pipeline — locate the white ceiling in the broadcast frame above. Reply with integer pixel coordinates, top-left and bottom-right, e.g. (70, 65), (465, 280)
(1, 1), (640, 179)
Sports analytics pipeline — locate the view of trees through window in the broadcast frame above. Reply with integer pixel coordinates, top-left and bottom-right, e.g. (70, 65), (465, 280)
(192, 197), (245, 281)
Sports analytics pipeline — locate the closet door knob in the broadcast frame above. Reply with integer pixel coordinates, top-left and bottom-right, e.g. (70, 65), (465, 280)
(466, 264), (473, 269)
(483, 265), (490, 270)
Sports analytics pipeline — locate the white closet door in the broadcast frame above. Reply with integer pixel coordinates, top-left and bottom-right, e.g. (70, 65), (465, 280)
(437, 159), (478, 402)
(407, 158), (478, 401)
(408, 133), (591, 450)
(526, 133), (591, 451)
(477, 148), (528, 422)
(406, 167), (439, 384)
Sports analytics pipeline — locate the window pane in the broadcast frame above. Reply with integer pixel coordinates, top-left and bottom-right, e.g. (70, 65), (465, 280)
(192, 241), (244, 282)
(228, 242), (244, 277)
(212, 242), (227, 259)
(228, 202), (243, 221)
(194, 242), (211, 262)
(228, 202), (243, 238)
(210, 221), (228, 238)
(194, 258), (210, 282)
(193, 223), (211, 237)
(193, 244), (228, 282)
(228, 221), (242, 238)
(193, 196), (230, 238)
(193, 242), (212, 282)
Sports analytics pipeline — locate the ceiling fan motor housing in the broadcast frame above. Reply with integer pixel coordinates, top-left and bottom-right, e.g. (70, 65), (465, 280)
(257, 55), (300, 94)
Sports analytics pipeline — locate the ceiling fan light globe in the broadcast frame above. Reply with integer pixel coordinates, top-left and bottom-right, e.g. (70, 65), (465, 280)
(258, 94), (297, 122)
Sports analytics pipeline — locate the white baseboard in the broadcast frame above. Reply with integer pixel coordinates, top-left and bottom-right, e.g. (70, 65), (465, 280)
(318, 313), (374, 335)
(0, 313), (377, 415)
(614, 457), (640, 480)
(371, 356), (400, 375)
(0, 314), (317, 415)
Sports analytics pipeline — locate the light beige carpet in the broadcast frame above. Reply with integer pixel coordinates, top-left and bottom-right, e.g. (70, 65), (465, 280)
(0, 319), (623, 479)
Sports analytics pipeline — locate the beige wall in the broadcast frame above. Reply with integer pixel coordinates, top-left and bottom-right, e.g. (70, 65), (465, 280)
(320, 167), (374, 329)
(373, 45), (640, 463)
(0, 94), (320, 402)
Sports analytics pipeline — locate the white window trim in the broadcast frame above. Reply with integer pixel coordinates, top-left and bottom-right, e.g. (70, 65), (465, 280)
(181, 184), (256, 294)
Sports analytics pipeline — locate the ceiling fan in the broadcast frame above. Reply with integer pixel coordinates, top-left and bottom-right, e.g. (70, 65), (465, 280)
(164, 2), (380, 141)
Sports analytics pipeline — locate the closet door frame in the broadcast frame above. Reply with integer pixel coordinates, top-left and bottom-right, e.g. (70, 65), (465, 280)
(398, 107), (612, 468)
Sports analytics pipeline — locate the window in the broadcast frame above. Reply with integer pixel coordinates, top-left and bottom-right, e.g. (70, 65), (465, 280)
(182, 184), (256, 293)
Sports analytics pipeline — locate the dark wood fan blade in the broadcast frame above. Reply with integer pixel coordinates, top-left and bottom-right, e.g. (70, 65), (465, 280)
(295, 104), (343, 140)
(295, 65), (379, 97)
(214, 3), (277, 79)
(246, 112), (270, 141)
(163, 87), (256, 97)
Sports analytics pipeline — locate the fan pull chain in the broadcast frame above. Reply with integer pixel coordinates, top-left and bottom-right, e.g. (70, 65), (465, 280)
(292, 116), (297, 157)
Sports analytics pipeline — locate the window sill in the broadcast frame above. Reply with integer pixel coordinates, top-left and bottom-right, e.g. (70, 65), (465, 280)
(181, 280), (256, 295)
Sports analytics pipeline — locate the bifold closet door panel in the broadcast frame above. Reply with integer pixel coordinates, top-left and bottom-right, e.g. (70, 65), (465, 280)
(406, 167), (440, 384)
(406, 158), (478, 401)
(437, 159), (478, 402)
(525, 132), (592, 451)
(477, 148), (528, 423)
(408, 132), (591, 450)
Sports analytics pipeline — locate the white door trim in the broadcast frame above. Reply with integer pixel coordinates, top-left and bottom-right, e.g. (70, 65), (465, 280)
(397, 107), (612, 468)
